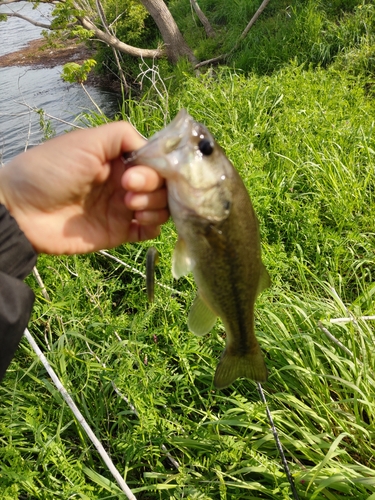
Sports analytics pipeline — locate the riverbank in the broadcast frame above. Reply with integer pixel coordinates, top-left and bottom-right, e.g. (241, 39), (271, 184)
(0, 38), (121, 90)
(0, 38), (93, 68)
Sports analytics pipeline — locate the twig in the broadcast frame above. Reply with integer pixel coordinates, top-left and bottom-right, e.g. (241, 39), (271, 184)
(136, 58), (169, 125)
(23, 328), (137, 500)
(28, 263), (137, 494)
(257, 383), (300, 500)
(84, 337), (180, 470)
(98, 250), (187, 297)
(195, 0), (271, 69)
(32, 267), (51, 301)
(239, 0), (271, 41)
(317, 321), (354, 359)
(95, 0), (128, 91)
(17, 101), (84, 129)
(2, 12), (51, 29)
(195, 53), (228, 69)
(330, 316), (375, 324)
(80, 82), (105, 117)
(24, 101), (33, 152)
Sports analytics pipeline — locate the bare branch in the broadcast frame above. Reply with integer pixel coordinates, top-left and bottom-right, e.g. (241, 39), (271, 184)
(2, 12), (51, 29)
(330, 315), (375, 324)
(0, 0), (23, 4)
(190, 0), (215, 38)
(0, 0), (55, 5)
(195, 0), (272, 69)
(195, 53), (227, 69)
(94, 0), (128, 91)
(79, 16), (165, 59)
(240, 0), (271, 41)
(23, 328), (138, 500)
(317, 322), (354, 358)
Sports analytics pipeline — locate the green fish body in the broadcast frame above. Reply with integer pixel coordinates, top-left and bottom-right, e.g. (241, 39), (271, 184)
(124, 110), (270, 389)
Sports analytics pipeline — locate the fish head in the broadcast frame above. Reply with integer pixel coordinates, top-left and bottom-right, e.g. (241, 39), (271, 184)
(123, 109), (233, 221)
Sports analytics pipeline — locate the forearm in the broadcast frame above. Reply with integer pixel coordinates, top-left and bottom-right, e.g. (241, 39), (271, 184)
(0, 204), (37, 381)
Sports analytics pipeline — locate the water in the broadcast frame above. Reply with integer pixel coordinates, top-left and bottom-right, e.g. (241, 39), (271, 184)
(0, 2), (120, 164)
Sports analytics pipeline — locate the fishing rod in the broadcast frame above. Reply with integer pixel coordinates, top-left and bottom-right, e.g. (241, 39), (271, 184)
(146, 247), (300, 498)
(257, 382), (300, 500)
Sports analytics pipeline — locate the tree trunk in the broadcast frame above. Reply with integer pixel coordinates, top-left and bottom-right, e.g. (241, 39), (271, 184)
(140, 0), (198, 65)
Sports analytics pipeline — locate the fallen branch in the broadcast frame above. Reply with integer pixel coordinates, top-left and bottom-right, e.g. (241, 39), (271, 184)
(330, 315), (375, 324)
(239, 0), (271, 41)
(32, 267), (51, 301)
(317, 321), (354, 359)
(85, 336), (180, 470)
(195, 0), (271, 69)
(195, 53), (228, 69)
(23, 328), (137, 500)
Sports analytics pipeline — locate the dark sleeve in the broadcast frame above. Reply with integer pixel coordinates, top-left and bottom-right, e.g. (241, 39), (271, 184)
(0, 204), (37, 381)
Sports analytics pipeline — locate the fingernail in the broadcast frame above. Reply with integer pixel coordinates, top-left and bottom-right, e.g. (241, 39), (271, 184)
(128, 172), (145, 190)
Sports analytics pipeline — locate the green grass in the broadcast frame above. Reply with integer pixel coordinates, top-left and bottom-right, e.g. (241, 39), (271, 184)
(1, 64), (375, 499)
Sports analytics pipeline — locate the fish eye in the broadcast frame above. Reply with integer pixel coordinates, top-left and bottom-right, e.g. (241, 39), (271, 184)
(198, 138), (214, 156)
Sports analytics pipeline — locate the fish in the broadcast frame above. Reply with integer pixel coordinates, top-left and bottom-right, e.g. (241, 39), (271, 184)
(123, 109), (270, 389)
(146, 246), (159, 303)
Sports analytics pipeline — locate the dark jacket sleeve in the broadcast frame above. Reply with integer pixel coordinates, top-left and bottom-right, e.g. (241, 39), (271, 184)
(0, 204), (37, 381)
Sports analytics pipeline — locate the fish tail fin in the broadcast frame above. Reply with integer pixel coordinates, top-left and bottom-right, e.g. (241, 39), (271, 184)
(214, 344), (268, 389)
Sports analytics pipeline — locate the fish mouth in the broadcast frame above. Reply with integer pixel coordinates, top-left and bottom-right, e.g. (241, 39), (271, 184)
(122, 109), (193, 175)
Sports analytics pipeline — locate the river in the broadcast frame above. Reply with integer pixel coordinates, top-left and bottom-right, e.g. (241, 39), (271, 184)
(0, 2), (119, 165)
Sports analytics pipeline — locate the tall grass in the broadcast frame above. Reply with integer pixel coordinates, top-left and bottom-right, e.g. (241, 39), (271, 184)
(168, 0), (375, 76)
(1, 65), (375, 499)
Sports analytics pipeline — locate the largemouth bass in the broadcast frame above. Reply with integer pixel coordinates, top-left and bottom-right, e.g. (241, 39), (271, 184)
(124, 110), (270, 389)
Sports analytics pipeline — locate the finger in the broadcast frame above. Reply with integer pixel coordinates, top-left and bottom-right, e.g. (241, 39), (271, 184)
(47, 121), (147, 164)
(125, 188), (167, 211)
(122, 166), (165, 192)
(127, 221), (161, 243)
(134, 208), (170, 226)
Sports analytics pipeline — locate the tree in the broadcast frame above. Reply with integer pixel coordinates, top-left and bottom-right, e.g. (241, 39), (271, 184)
(0, 0), (271, 76)
(0, 0), (198, 65)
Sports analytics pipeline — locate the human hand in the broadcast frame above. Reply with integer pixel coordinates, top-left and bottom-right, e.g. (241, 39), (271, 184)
(0, 122), (169, 254)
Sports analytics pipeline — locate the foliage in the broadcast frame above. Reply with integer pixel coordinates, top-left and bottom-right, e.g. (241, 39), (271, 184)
(61, 59), (97, 84)
(92, 0), (160, 79)
(90, 0), (375, 86)
(2, 59), (375, 498)
(171, 0), (375, 75)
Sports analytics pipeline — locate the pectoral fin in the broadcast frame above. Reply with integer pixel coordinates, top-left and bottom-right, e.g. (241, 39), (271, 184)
(172, 238), (194, 279)
(188, 293), (217, 336)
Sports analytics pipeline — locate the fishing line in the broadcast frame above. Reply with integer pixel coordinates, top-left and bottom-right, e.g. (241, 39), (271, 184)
(256, 382), (300, 500)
